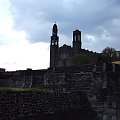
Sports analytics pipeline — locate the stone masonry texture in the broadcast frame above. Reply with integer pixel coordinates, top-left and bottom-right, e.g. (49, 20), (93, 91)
(0, 91), (97, 120)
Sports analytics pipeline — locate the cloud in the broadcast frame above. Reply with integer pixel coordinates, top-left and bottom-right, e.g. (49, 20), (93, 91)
(0, 0), (51, 71)
(8, 0), (120, 52)
(0, 42), (50, 71)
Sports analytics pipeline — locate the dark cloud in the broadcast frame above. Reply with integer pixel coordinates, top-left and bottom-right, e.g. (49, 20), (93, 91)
(10, 0), (120, 51)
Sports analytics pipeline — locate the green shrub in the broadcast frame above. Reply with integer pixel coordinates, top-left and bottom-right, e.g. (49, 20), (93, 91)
(72, 54), (98, 65)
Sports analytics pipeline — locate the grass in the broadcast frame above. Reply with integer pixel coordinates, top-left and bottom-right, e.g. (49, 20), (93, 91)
(0, 87), (53, 93)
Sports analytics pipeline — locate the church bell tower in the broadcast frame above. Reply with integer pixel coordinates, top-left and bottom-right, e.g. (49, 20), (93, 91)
(73, 29), (82, 51)
(50, 23), (59, 68)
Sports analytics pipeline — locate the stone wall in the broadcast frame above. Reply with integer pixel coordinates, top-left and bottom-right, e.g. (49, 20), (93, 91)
(0, 91), (97, 120)
(0, 64), (119, 88)
(44, 70), (120, 120)
(0, 64), (120, 120)
(0, 69), (47, 88)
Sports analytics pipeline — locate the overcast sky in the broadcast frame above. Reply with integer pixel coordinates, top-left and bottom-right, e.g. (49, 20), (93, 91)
(0, 0), (120, 71)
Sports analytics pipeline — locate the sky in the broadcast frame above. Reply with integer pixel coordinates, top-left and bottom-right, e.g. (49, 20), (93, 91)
(0, 0), (120, 71)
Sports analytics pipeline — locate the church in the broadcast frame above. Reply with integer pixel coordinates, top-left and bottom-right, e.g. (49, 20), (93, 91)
(50, 23), (96, 68)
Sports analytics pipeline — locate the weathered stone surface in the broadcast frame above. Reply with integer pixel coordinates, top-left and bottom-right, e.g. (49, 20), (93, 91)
(0, 91), (97, 120)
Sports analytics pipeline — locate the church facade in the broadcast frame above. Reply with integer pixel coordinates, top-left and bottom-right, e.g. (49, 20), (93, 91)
(50, 23), (83, 68)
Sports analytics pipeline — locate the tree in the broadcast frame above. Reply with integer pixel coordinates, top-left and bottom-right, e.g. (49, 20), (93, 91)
(102, 47), (117, 61)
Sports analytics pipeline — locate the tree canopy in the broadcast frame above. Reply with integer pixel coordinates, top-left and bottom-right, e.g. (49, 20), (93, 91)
(101, 47), (117, 62)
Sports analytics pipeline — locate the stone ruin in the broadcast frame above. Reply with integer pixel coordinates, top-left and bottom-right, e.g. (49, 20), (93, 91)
(0, 62), (120, 120)
(0, 23), (120, 120)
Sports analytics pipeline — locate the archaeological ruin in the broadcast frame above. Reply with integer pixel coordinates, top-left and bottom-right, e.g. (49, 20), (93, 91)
(0, 24), (120, 120)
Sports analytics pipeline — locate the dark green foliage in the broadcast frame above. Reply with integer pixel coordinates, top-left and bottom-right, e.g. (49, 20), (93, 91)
(0, 87), (53, 93)
(102, 47), (117, 62)
(71, 54), (98, 65)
